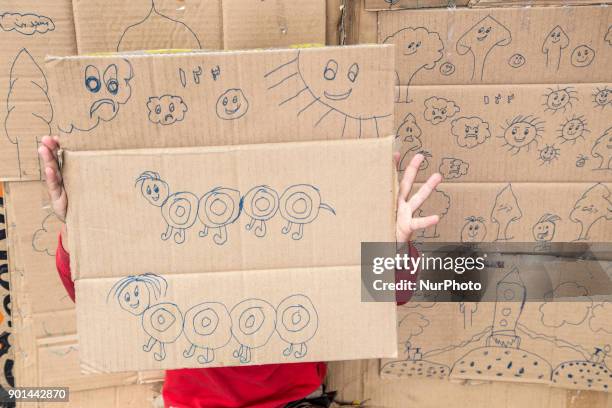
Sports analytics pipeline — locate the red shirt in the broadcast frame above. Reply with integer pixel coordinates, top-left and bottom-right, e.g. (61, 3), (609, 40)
(56, 235), (326, 408)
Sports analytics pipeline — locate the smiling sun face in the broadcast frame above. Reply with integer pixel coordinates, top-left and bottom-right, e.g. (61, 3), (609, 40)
(538, 144), (560, 165)
(542, 86), (578, 114)
(593, 87), (612, 109)
(557, 115), (589, 144)
(499, 115), (545, 155)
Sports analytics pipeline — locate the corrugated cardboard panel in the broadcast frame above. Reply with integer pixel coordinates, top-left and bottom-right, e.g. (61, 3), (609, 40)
(393, 83), (612, 182)
(72, 0), (223, 53)
(378, 6), (611, 86)
(4, 182), (160, 394)
(63, 137), (397, 371)
(409, 182), (611, 242)
(365, 0), (469, 10)
(63, 138), (395, 279)
(0, 0), (76, 181)
(46, 45), (395, 151)
(222, 0), (326, 49)
(38, 383), (160, 408)
(469, 0), (611, 7)
(73, 0), (326, 54)
(382, 256), (612, 392)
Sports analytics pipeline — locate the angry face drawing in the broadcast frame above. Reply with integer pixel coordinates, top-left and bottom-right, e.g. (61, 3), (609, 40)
(147, 95), (188, 125)
(423, 96), (460, 125)
(59, 59), (134, 133)
(451, 117), (491, 149)
(395, 113), (422, 152)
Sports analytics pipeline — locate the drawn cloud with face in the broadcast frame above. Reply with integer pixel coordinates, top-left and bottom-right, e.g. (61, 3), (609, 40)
(606, 26), (612, 46)
(147, 95), (187, 125)
(439, 158), (469, 180)
(424, 96), (459, 125)
(59, 59), (134, 133)
(0, 12), (55, 35)
(451, 116), (491, 148)
(592, 127), (612, 170)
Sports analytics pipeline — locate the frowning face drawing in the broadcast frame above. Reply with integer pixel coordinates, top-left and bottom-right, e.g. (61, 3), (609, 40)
(264, 50), (392, 138)
(59, 59), (134, 133)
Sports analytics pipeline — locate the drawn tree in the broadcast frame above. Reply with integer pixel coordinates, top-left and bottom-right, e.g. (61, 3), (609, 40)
(491, 184), (522, 241)
(416, 189), (450, 239)
(569, 183), (612, 241)
(4, 48), (52, 179)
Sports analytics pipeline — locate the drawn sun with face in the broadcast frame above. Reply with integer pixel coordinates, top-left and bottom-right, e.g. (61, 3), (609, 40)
(499, 115), (545, 155)
(264, 50), (392, 138)
(542, 86), (578, 114)
(538, 144), (560, 165)
(557, 115), (589, 144)
(593, 87), (612, 109)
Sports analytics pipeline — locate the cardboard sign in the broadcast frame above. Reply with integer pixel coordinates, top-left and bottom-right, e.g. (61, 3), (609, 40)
(378, 6), (611, 87)
(47, 45), (395, 151)
(0, 0), (76, 181)
(62, 137), (398, 371)
(365, 0), (469, 10)
(73, 0), (326, 54)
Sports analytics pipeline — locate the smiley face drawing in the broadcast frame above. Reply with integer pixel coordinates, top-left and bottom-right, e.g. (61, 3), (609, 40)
(147, 95), (188, 125)
(557, 115), (589, 144)
(508, 53), (526, 69)
(461, 216), (487, 243)
(593, 87), (612, 109)
(542, 86), (578, 114)
(532, 213), (560, 244)
(499, 115), (545, 155)
(423, 96), (460, 125)
(264, 49), (392, 138)
(571, 45), (596, 68)
(58, 59), (134, 133)
(216, 88), (249, 120)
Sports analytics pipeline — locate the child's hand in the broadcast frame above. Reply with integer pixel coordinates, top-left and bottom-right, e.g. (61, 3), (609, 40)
(38, 136), (68, 228)
(394, 153), (442, 243)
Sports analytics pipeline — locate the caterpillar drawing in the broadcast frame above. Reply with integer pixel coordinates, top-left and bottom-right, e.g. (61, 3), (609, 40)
(135, 172), (336, 244)
(108, 273), (319, 364)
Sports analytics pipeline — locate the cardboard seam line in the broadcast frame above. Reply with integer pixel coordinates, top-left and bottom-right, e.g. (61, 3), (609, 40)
(47, 43), (390, 61)
(74, 264), (360, 283)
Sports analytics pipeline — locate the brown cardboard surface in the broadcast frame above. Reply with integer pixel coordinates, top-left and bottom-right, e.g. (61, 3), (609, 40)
(327, 358), (607, 408)
(381, 257), (612, 392)
(410, 182), (611, 242)
(4, 182), (163, 394)
(46, 45), (395, 151)
(38, 383), (160, 408)
(378, 6), (611, 87)
(0, 0), (76, 181)
(62, 137), (398, 371)
(73, 0), (325, 54)
(365, 0), (469, 10)
(222, 0), (326, 50)
(394, 83), (612, 182)
(469, 0), (611, 7)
